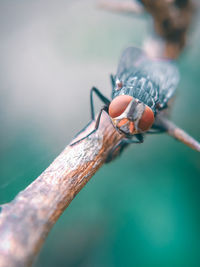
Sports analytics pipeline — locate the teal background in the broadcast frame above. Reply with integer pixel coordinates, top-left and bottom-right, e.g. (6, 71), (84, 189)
(0, 1), (200, 266)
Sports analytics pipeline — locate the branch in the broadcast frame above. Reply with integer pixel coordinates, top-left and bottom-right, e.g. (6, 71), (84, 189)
(99, 0), (195, 59)
(0, 112), (124, 267)
(99, 0), (144, 15)
(140, 0), (194, 59)
(156, 116), (200, 152)
(0, 107), (199, 267)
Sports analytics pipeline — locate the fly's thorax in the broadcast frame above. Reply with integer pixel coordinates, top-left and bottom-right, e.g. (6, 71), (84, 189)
(108, 95), (155, 135)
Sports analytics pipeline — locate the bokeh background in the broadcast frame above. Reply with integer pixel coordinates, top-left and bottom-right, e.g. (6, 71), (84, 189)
(0, 0), (200, 266)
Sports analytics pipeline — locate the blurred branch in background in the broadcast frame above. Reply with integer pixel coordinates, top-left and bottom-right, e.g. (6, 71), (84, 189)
(99, 0), (144, 15)
(100, 0), (194, 59)
(0, 1), (197, 267)
(140, 0), (194, 58)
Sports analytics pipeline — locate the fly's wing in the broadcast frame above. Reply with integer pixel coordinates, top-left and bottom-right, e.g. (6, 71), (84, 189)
(116, 47), (147, 82)
(141, 60), (180, 109)
(115, 47), (179, 109)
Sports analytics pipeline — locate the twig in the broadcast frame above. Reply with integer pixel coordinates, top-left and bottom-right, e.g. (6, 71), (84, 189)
(0, 112), (124, 267)
(99, 0), (144, 15)
(140, 0), (194, 59)
(156, 115), (200, 152)
(99, 0), (195, 59)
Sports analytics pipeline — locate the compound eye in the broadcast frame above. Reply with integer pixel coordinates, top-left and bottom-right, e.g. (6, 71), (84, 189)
(108, 95), (133, 118)
(138, 105), (154, 132)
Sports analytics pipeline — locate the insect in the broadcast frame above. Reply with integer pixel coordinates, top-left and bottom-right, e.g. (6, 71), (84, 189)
(71, 47), (198, 161)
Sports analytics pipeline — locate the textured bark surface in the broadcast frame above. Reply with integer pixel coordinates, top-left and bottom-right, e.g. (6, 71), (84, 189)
(0, 112), (124, 267)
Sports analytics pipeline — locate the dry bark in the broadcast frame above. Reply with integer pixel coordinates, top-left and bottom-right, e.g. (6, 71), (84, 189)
(0, 112), (124, 267)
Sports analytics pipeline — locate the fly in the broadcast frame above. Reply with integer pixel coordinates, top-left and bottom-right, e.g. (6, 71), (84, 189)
(71, 47), (199, 162)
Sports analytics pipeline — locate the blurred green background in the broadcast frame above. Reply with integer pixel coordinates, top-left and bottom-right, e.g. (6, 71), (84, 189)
(0, 0), (200, 266)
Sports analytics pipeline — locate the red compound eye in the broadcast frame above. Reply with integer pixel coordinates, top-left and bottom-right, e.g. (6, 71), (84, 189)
(108, 95), (133, 118)
(138, 105), (154, 132)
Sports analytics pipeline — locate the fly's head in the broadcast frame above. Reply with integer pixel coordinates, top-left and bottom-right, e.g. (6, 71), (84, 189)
(108, 95), (155, 135)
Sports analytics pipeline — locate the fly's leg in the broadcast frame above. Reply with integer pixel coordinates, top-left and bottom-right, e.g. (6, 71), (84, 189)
(106, 136), (143, 163)
(70, 120), (93, 141)
(135, 133), (144, 142)
(70, 106), (108, 146)
(110, 74), (115, 90)
(70, 87), (110, 146)
(146, 124), (166, 134)
(110, 74), (117, 98)
(146, 129), (165, 134)
(90, 87), (110, 120)
(155, 116), (200, 152)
